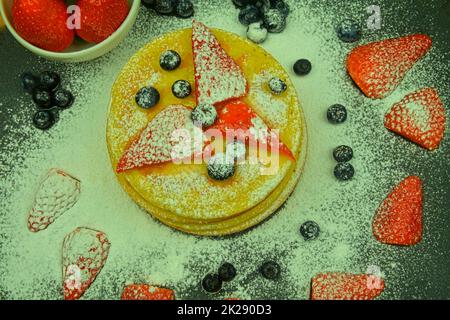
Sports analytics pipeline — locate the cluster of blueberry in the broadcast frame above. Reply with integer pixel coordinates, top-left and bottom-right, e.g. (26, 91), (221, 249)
(142, 0), (194, 19)
(135, 50), (191, 110)
(326, 104), (355, 181)
(21, 71), (74, 130)
(232, 0), (290, 44)
(202, 260), (281, 293)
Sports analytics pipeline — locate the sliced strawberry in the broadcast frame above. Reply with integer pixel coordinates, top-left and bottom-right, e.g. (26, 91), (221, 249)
(372, 176), (423, 246)
(209, 101), (295, 160)
(76, 0), (130, 44)
(121, 284), (175, 300)
(12, 0), (74, 52)
(62, 227), (111, 300)
(311, 273), (385, 300)
(192, 20), (248, 105)
(117, 105), (203, 173)
(384, 88), (445, 150)
(27, 169), (81, 232)
(347, 34), (432, 99)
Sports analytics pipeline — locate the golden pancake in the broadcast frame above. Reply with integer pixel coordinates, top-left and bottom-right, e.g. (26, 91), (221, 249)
(106, 25), (307, 236)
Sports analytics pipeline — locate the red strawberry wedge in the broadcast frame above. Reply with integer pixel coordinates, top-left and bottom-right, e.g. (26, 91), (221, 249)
(63, 227), (111, 300)
(384, 88), (445, 150)
(192, 20), (248, 106)
(209, 101), (295, 160)
(347, 34), (432, 99)
(28, 169), (81, 232)
(121, 284), (175, 300)
(311, 273), (385, 300)
(12, 0), (74, 52)
(372, 176), (423, 246)
(77, 0), (129, 44)
(117, 105), (202, 173)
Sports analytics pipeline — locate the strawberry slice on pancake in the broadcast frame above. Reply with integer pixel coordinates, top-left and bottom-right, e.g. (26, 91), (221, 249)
(209, 101), (294, 160)
(192, 20), (248, 106)
(117, 105), (203, 173)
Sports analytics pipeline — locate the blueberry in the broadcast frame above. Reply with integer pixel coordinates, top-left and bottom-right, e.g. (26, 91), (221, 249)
(300, 221), (320, 240)
(293, 59), (312, 76)
(135, 86), (160, 109)
(38, 71), (60, 91)
(233, 0), (258, 8)
(333, 145), (353, 162)
(247, 22), (268, 44)
(202, 274), (222, 293)
(32, 90), (52, 109)
(232, 0), (247, 8)
(271, 0), (290, 17)
(20, 72), (38, 93)
(260, 261), (281, 280)
(239, 5), (262, 26)
(337, 19), (362, 43)
(327, 104), (347, 124)
(142, 0), (156, 8)
(32, 110), (56, 130)
(172, 80), (191, 99)
(334, 162), (355, 181)
(154, 0), (176, 15)
(207, 153), (235, 181)
(262, 9), (286, 33)
(175, 0), (194, 18)
(268, 77), (287, 95)
(218, 263), (237, 282)
(191, 103), (217, 128)
(160, 50), (181, 71)
(52, 89), (74, 109)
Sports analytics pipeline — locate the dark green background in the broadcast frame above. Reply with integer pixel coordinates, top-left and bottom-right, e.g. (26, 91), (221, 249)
(0, 0), (449, 299)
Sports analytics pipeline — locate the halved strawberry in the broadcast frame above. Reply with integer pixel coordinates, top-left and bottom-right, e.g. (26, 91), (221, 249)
(117, 105), (203, 173)
(76, 0), (129, 44)
(63, 227), (111, 300)
(12, 0), (74, 52)
(28, 169), (81, 232)
(208, 101), (295, 160)
(372, 176), (423, 246)
(347, 34), (432, 99)
(121, 284), (175, 300)
(384, 88), (445, 150)
(311, 273), (385, 300)
(192, 20), (248, 106)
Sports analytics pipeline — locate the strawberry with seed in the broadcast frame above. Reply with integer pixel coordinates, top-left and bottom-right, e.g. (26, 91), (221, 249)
(28, 169), (81, 233)
(311, 272), (385, 300)
(384, 88), (445, 150)
(12, 0), (74, 52)
(121, 284), (175, 300)
(347, 34), (432, 99)
(192, 20), (248, 106)
(372, 176), (423, 246)
(209, 100), (295, 160)
(62, 227), (111, 300)
(76, 0), (129, 44)
(117, 105), (203, 173)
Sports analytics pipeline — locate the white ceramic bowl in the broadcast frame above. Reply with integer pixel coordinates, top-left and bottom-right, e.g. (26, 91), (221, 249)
(0, 0), (141, 63)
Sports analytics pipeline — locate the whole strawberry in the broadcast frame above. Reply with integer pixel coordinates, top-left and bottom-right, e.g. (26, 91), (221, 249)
(76, 0), (129, 44)
(12, 0), (74, 52)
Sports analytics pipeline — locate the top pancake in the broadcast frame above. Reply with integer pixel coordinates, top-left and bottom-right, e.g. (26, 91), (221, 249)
(106, 27), (305, 222)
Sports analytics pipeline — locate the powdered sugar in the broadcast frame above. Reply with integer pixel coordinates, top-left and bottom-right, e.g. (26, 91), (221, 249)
(0, 0), (448, 300)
